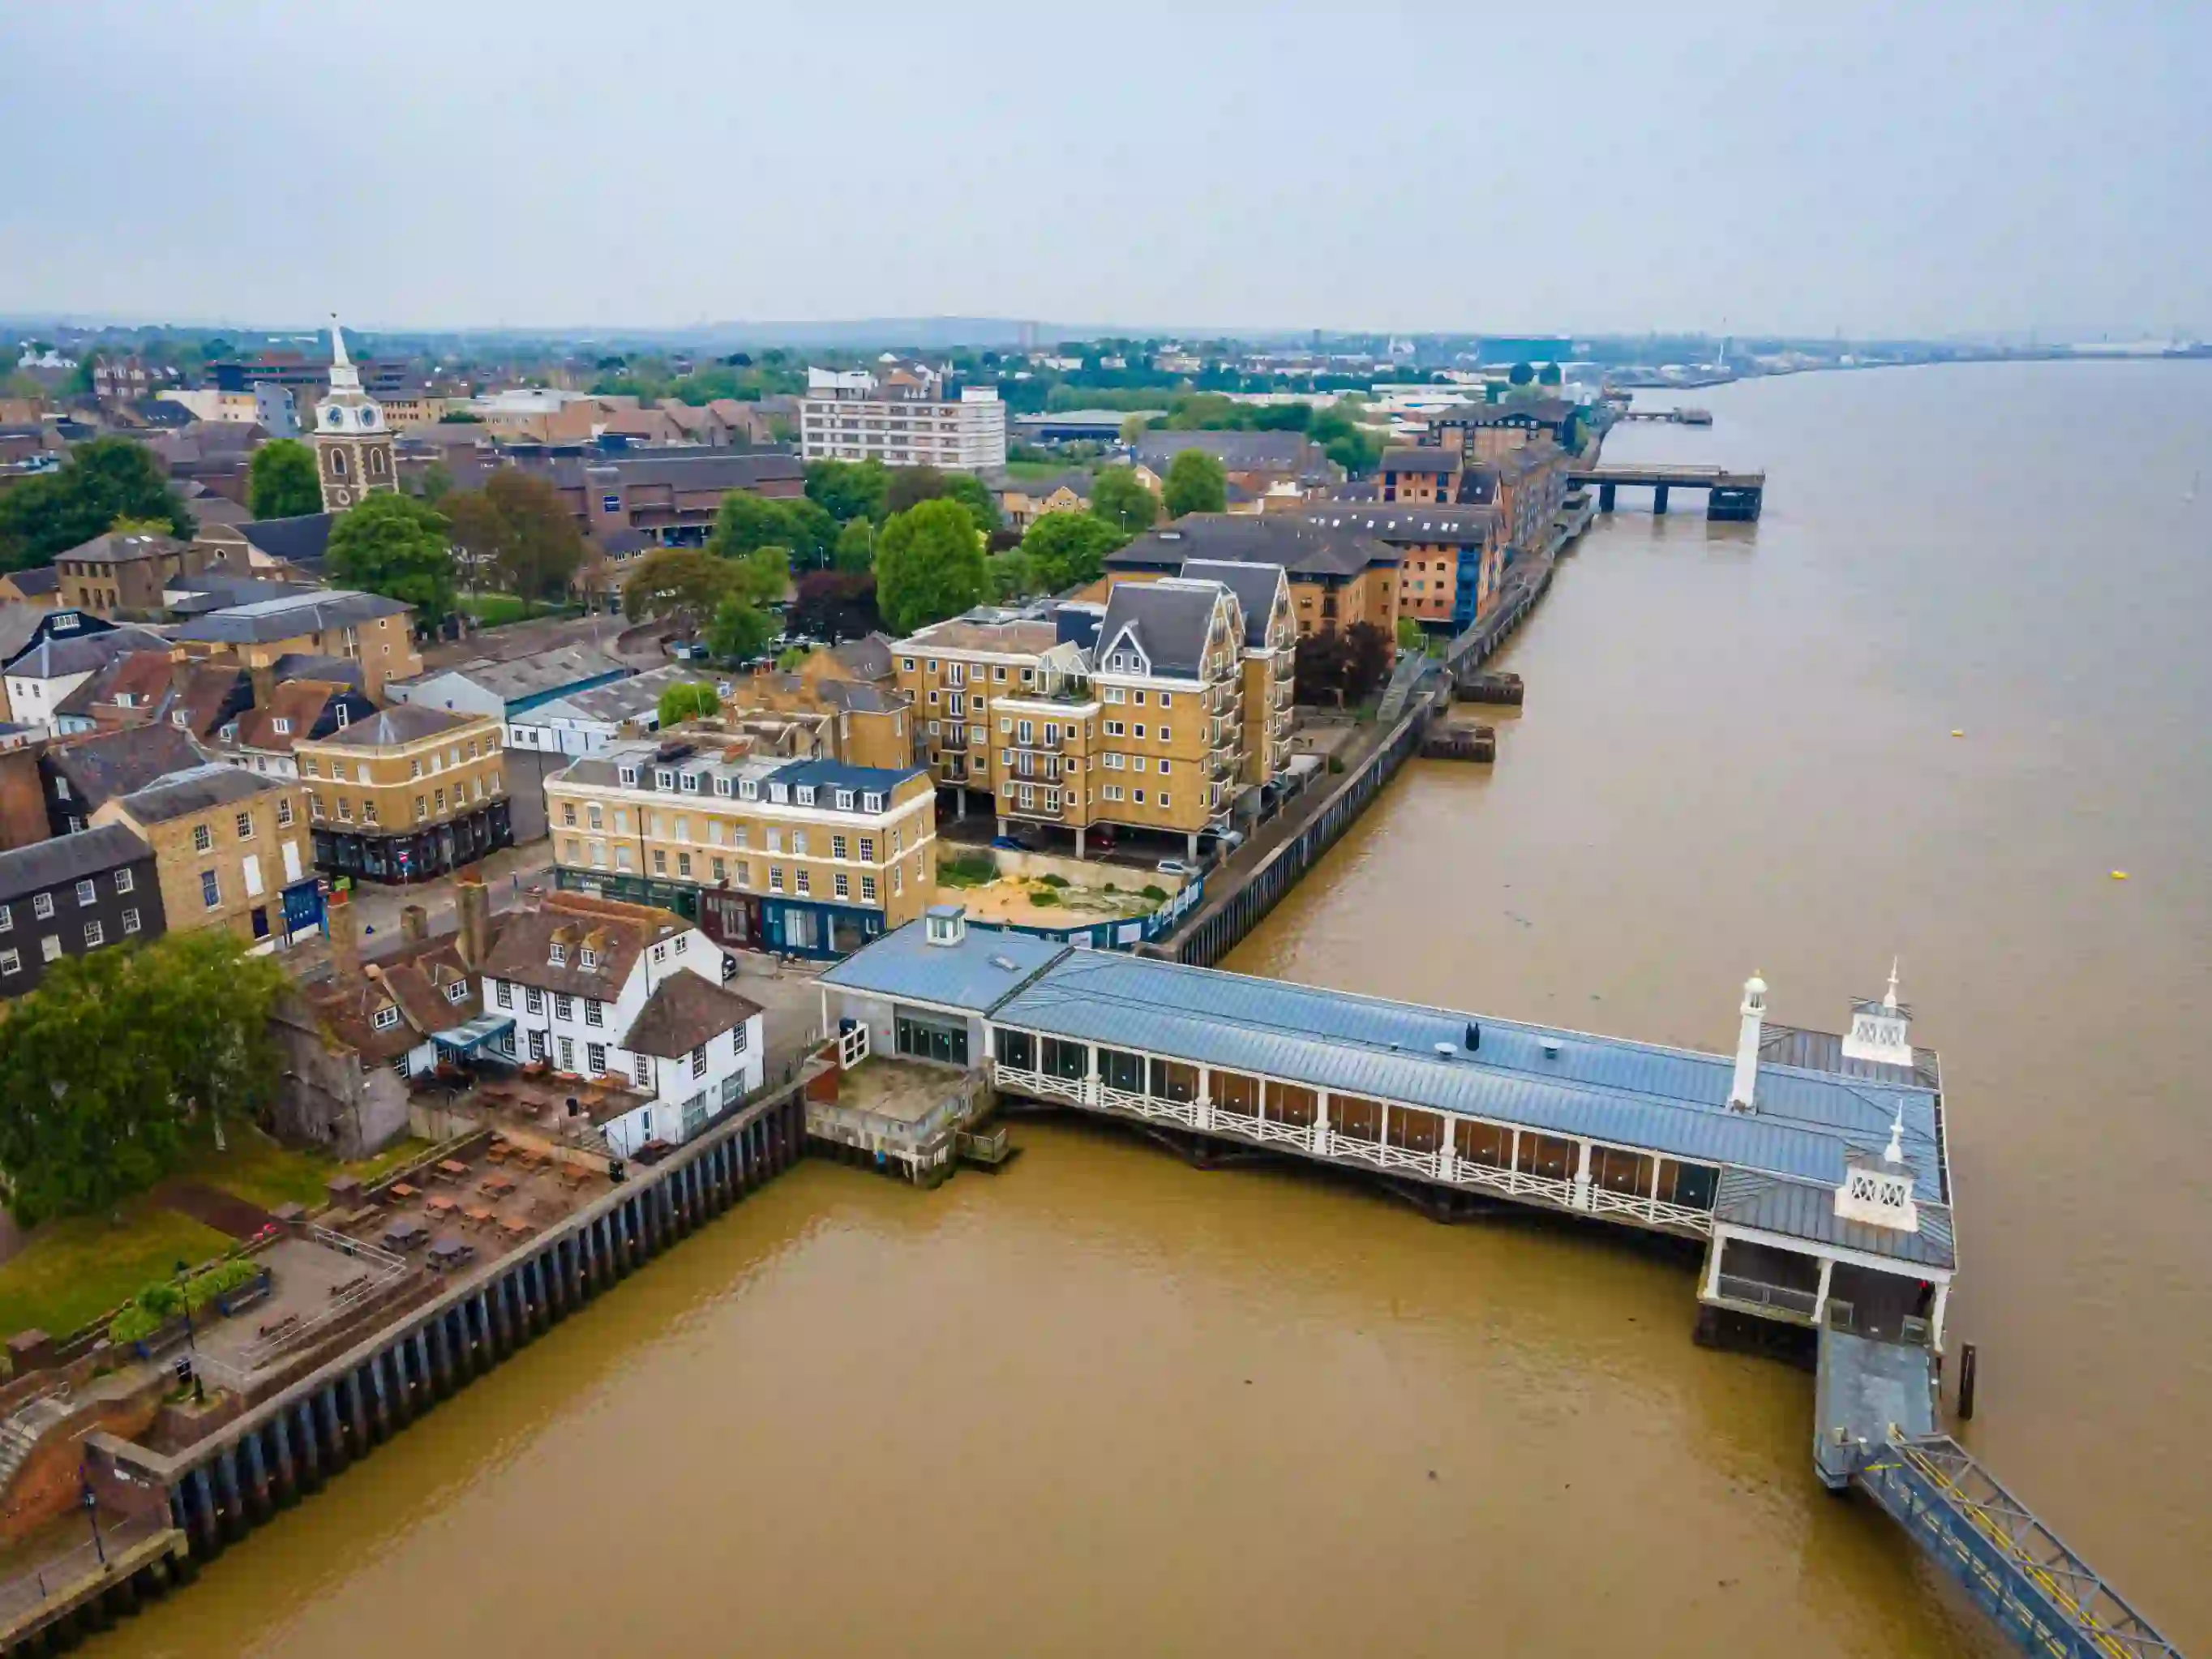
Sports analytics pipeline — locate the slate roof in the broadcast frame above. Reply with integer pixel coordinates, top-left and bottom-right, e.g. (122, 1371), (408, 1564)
(232, 680), (354, 755)
(1111, 514), (1400, 579)
(169, 588), (407, 645)
(271, 653), (365, 689)
(819, 919), (1069, 1015)
(764, 756), (927, 804)
(109, 761), (286, 823)
(55, 531), (188, 567)
(236, 513), (337, 568)
(0, 823), (154, 903)
(2, 567), (58, 598)
(311, 703), (478, 748)
(620, 971), (762, 1059)
(479, 891), (688, 998)
(1714, 1168), (1956, 1270)
(45, 723), (208, 809)
(575, 450), (805, 493)
(1179, 558), (1287, 648)
(1095, 579), (1228, 679)
(1379, 448), (1461, 474)
(10, 626), (169, 682)
(829, 633), (895, 682)
(813, 679), (908, 715)
(1299, 505), (1498, 548)
(1134, 431), (1310, 473)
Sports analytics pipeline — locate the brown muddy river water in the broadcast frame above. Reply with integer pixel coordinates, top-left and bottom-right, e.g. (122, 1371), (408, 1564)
(105, 362), (2210, 1656)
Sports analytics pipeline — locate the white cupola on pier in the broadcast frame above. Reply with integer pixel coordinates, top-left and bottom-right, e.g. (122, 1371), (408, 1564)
(1841, 958), (1914, 1067)
(1833, 1108), (1920, 1233)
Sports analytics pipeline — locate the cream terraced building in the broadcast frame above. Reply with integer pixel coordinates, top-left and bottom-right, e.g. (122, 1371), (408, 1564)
(545, 741), (937, 959)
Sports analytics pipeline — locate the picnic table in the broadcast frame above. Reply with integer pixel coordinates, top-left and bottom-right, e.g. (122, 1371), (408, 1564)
(463, 1205), (497, 1230)
(479, 1173), (517, 1199)
(427, 1237), (475, 1271)
(426, 1194), (457, 1217)
(498, 1216), (533, 1241)
(388, 1182), (422, 1202)
(438, 1159), (470, 1178)
(486, 1142), (510, 1164)
(382, 1220), (429, 1251)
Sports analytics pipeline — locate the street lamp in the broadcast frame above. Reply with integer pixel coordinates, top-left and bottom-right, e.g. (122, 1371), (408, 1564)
(79, 1475), (105, 1568)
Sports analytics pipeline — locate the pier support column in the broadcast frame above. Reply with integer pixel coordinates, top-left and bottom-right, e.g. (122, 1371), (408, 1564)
(1812, 1258), (1835, 1327)
(187, 1467), (220, 1553)
(1598, 482), (1615, 512)
(242, 1430), (272, 1518)
(1436, 1129), (1457, 1185)
(296, 1401), (323, 1485)
(270, 1411), (297, 1500)
(1312, 1091), (1331, 1158)
(1931, 1281), (1950, 1350)
(319, 1384), (349, 1470)
(1573, 1140), (1593, 1211)
(414, 1330), (435, 1403)
(215, 1446), (246, 1538)
(1652, 484), (1669, 516)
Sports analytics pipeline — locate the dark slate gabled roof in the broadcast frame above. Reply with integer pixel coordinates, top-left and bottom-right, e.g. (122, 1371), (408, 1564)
(573, 450), (805, 493)
(10, 626), (169, 682)
(45, 723), (209, 809)
(235, 513), (337, 567)
(169, 589), (407, 645)
(313, 702), (477, 748)
(620, 970), (763, 1059)
(1180, 559), (1286, 649)
(762, 755), (927, 803)
(0, 823), (155, 902)
(1298, 505), (1498, 548)
(1379, 447), (1461, 474)
(109, 761), (287, 824)
(1134, 431), (1311, 473)
(829, 632), (895, 683)
(1110, 514), (1400, 579)
(1095, 579), (1227, 680)
(2, 567), (59, 598)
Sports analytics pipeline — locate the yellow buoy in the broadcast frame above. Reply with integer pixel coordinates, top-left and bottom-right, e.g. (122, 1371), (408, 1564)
(1950, 729), (1965, 737)
(2111, 871), (2129, 881)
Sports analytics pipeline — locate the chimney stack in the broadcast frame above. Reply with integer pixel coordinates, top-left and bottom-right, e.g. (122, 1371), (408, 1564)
(456, 868), (491, 969)
(247, 660), (276, 714)
(400, 904), (428, 943)
(327, 890), (360, 982)
(1728, 972), (1766, 1112)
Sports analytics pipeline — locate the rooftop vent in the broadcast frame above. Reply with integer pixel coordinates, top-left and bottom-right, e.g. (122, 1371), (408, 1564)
(1464, 1022), (1480, 1052)
(1434, 1042), (1457, 1061)
(1540, 1038), (1562, 1059)
(988, 954), (1018, 972)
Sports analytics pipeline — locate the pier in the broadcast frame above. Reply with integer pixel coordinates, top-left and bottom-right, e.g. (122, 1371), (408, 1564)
(1571, 462), (1766, 520)
(1612, 406), (1713, 425)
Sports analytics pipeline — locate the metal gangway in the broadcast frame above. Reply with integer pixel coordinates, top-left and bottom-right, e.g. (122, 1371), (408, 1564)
(1854, 1434), (2182, 1659)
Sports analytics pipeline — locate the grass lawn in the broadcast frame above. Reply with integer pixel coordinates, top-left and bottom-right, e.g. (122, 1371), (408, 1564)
(457, 594), (573, 627)
(0, 1206), (233, 1343)
(171, 1131), (436, 1211)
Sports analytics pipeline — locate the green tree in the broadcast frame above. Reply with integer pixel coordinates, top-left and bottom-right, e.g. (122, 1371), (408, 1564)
(874, 498), (988, 634)
(1119, 414), (1149, 445)
(419, 461), (456, 504)
(657, 681), (723, 726)
(778, 497), (839, 569)
(1310, 406), (1382, 475)
(885, 465), (951, 517)
(0, 437), (193, 569)
(804, 458), (889, 524)
(1019, 511), (1127, 593)
(622, 547), (739, 625)
(727, 542), (790, 609)
(324, 494), (457, 620)
(832, 517), (876, 572)
(706, 596), (777, 661)
(1162, 449), (1228, 518)
(986, 547), (1038, 602)
(708, 491), (834, 572)
(1090, 465), (1160, 534)
(444, 470), (585, 603)
(1396, 617), (1429, 655)
(0, 933), (285, 1227)
(247, 439), (323, 519)
(1508, 362), (1536, 386)
(940, 472), (1001, 535)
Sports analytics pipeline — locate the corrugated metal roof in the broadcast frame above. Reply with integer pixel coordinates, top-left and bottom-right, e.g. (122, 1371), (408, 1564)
(820, 924), (1068, 1016)
(988, 953), (1945, 1194)
(1715, 1169), (1956, 1271)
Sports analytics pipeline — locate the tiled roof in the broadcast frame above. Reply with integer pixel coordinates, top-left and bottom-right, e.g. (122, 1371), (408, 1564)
(311, 703), (479, 749)
(307, 933), (478, 1063)
(0, 823), (153, 903)
(109, 761), (287, 823)
(45, 723), (208, 809)
(1112, 514), (1400, 579)
(1379, 448), (1461, 474)
(1095, 579), (1227, 679)
(619, 970), (761, 1059)
(479, 891), (687, 997)
(1179, 559), (1287, 648)
(169, 588), (405, 645)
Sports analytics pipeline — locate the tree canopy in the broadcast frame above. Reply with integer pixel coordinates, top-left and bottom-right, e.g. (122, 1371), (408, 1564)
(1089, 465), (1160, 534)
(788, 570), (881, 641)
(324, 494), (456, 620)
(1292, 620), (1393, 706)
(831, 517), (877, 573)
(1018, 510), (1128, 593)
(0, 932), (287, 1228)
(884, 465), (1000, 536)
(1162, 449), (1228, 518)
(709, 491), (835, 571)
(804, 458), (890, 525)
(0, 437), (194, 570)
(248, 439), (323, 519)
(1508, 362), (1536, 386)
(444, 469), (585, 602)
(623, 547), (739, 625)
(874, 498), (988, 634)
(705, 596), (777, 662)
(1309, 405), (1382, 475)
(657, 681), (723, 727)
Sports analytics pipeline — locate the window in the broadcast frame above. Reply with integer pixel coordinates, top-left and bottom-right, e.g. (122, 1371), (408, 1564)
(678, 852), (692, 877)
(362, 799), (378, 824)
(861, 873), (877, 901)
(588, 1042), (607, 1074)
(0, 907), (11, 934)
(1104, 784), (1123, 802)
(859, 835), (876, 860)
(796, 787), (815, 807)
(529, 1029), (547, 1061)
(795, 869), (810, 894)
(414, 795), (427, 822)
(769, 865), (785, 893)
(585, 999), (603, 1027)
(1104, 721), (1125, 737)
(558, 1037), (574, 1072)
(891, 828), (902, 855)
(1133, 724), (1145, 739)
(372, 1005), (401, 1031)
(656, 769), (675, 790)
(1158, 727), (1172, 743)
(862, 791), (882, 812)
(75, 878), (96, 907)
(1159, 692), (1173, 708)
(555, 994), (574, 1021)
(199, 870), (221, 909)
(634, 1053), (653, 1087)
(651, 942), (669, 964)
(690, 1045), (708, 1078)
(792, 830), (808, 855)
(445, 980), (468, 1005)
(1133, 757), (1147, 773)
(902, 657), (915, 672)
(122, 908), (140, 935)
(276, 798), (294, 828)
(1134, 790), (1146, 804)
(83, 920), (103, 949)
(0, 950), (17, 976)
(550, 942), (568, 967)
(714, 776), (732, 797)
(619, 765), (639, 787)
(525, 987), (544, 1014)
(435, 788), (446, 813)
(234, 811), (255, 840)
(40, 935), (61, 963)
(1104, 688), (1125, 704)
(53, 778), (70, 801)
(653, 850), (667, 875)
(562, 803), (577, 827)
(1159, 792), (1170, 808)
(602, 493), (621, 514)
(495, 981), (512, 1009)
(192, 824), (212, 853)
(337, 797), (354, 822)
(732, 1023), (748, 1055)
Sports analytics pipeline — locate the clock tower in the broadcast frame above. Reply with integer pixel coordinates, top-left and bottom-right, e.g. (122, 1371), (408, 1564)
(313, 315), (396, 512)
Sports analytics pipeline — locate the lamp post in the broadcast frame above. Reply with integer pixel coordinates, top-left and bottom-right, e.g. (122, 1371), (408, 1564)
(79, 1476), (106, 1569)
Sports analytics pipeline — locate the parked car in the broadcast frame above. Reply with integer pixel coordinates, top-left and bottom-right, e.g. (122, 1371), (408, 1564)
(992, 834), (1033, 852)
(1155, 859), (1196, 877)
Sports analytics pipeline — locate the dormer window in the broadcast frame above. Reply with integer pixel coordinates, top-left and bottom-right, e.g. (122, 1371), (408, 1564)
(714, 776), (732, 797)
(171, 711), (187, 728)
(579, 948), (598, 970)
(835, 789), (854, 810)
(114, 692), (135, 709)
(334, 705), (349, 728)
(862, 791), (883, 812)
(549, 943), (568, 966)
(739, 778), (758, 800)
(219, 722), (237, 742)
(655, 769), (675, 790)
(769, 783), (788, 804)
(371, 1005), (400, 1031)
(444, 980), (468, 1005)
(795, 786), (815, 806)
(679, 772), (699, 793)
(619, 765), (639, 786)
(272, 717), (292, 735)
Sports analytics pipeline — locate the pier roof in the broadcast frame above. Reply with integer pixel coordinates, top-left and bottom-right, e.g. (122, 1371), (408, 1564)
(819, 916), (1068, 1014)
(1715, 1168), (1954, 1268)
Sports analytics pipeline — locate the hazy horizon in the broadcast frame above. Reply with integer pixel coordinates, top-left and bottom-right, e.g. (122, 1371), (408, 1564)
(4, 2), (2206, 340)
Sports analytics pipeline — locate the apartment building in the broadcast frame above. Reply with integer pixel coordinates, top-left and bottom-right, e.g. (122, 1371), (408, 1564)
(51, 532), (213, 616)
(1106, 515), (1403, 652)
(295, 705), (511, 884)
(89, 763), (314, 953)
(1181, 559), (1297, 792)
(1297, 505), (1505, 632)
(168, 589), (423, 699)
(1426, 397), (1583, 460)
(0, 825), (166, 997)
(800, 365), (1007, 471)
(545, 743), (937, 959)
(894, 609), (1068, 815)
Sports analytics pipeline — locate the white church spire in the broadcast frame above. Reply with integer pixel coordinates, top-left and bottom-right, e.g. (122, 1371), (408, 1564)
(327, 313), (362, 394)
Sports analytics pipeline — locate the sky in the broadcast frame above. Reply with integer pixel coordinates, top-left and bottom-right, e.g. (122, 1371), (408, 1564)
(3, 1), (2207, 340)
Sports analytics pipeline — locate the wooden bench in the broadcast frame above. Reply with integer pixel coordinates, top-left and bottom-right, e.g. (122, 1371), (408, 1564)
(331, 1274), (369, 1298)
(258, 1313), (302, 1340)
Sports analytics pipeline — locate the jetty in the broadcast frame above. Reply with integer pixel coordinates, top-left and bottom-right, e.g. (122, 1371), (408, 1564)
(1571, 461), (1765, 520)
(1613, 406), (1713, 425)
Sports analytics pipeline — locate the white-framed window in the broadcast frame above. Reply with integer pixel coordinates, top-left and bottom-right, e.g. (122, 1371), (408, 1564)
(634, 1052), (653, 1087)
(554, 993), (574, 1020)
(529, 1028), (547, 1061)
(0, 950), (17, 976)
(690, 1045), (707, 1078)
(199, 870), (221, 909)
(1159, 692), (1173, 708)
(75, 878), (96, 907)
(82, 920), (103, 948)
(495, 981), (512, 1009)
(588, 1042), (607, 1074)
(445, 980), (468, 1005)
(619, 765), (639, 786)
(834, 872), (849, 898)
(121, 908), (140, 934)
(559, 1036), (575, 1071)
(192, 824), (212, 853)
(1104, 721), (1125, 737)
(234, 811), (255, 840)
(1133, 789), (1146, 804)
(525, 986), (544, 1014)
(861, 873), (877, 901)
(372, 1005), (401, 1031)
(585, 999), (603, 1027)
(549, 941), (568, 966)
(40, 935), (61, 963)
(714, 776), (732, 797)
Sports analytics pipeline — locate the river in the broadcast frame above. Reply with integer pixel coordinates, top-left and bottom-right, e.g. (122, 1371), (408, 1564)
(105, 362), (2210, 1657)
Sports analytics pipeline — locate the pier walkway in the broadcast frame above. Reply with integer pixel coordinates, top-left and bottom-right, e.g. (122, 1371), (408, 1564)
(1571, 461), (1765, 520)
